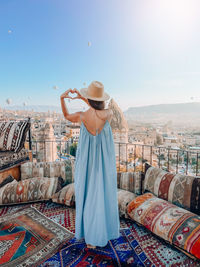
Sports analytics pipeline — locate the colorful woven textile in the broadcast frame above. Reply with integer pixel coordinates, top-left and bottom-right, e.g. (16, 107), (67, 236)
(32, 202), (76, 233)
(39, 228), (153, 267)
(39, 216), (199, 267)
(117, 188), (136, 218)
(0, 148), (29, 172)
(0, 119), (30, 153)
(0, 203), (31, 217)
(144, 165), (200, 214)
(127, 193), (200, 260)
(117, 171), (142, 194)
(0, 206), (74, 267)
(124, 218), (199, 267)
(0, 201), (199, 266)
(32, 202), (134, 233)
(28, 202), (200, 266)
(52, 182), (75, 207)
(0, 177), (63, 205)
(21, 159), (74, 185)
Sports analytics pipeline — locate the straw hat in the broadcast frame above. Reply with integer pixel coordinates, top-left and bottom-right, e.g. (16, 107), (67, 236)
(80, 81), (110, 101)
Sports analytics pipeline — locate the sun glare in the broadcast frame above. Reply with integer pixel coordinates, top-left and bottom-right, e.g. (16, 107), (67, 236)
(135, 0), (199, 46)
(156, 0), (198, 37)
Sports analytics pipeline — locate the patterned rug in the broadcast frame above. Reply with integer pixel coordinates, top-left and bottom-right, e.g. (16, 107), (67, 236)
(0, 202), (128, 234)
(0, 202), (199, 266)
(39, 227), (152, 267)
(39, 218), (199, 267)
(0, 206), (74, 267)
(31, 202), (199, 267)
(32, 202), (76, 234)
(124, 219), (199, 267)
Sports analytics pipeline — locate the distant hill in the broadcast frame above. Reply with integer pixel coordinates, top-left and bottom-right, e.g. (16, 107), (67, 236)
(4, 102), (200, 126)
(124, 102), (200, 126)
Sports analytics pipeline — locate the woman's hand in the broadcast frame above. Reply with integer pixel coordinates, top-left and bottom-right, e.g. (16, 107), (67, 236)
(60, 88), (89, 105)
(72, 88), (82, 100)
(60, 89), (74, 100)
(60, 88), (82, 100)
(73, 88), (90, 105)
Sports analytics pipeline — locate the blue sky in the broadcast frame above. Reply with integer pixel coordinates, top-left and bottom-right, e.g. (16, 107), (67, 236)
(0, 0), (200, 111)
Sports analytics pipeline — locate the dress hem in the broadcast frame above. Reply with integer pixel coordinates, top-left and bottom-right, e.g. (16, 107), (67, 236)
(75, 231), (121, 247)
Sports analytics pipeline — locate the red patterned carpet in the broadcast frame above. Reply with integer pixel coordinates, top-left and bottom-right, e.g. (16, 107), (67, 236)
(32, 202), (129, 234)
(33, 202), (76, 234)
(0, 201), (199, 266)
(0, 206), (73, 266)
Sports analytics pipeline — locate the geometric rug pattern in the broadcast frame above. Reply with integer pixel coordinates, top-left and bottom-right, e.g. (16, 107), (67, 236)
(40, 228), (152, 267)
(0, 202), (199, 266)
(39, 222), (199, 267)
(0, 206), (74, 267)
(32, 201), (130, 235)
(32, 202), (76, 234)
(124, 219), (199, 267)
(34, 203), (199, 267)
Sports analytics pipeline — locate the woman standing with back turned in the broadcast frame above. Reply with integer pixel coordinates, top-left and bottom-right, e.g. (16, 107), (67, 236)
(60, 81), (120, 249)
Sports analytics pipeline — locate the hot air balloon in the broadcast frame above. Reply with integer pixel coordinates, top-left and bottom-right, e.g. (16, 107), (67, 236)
(6, 98), (12, 105)
(53, 86), (59, 90)
(8, 30), (12, 34)
(88, 41), (92, 47)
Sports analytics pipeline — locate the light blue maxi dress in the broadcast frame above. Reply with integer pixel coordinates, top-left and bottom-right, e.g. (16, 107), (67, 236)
(74, 117), (120, 247)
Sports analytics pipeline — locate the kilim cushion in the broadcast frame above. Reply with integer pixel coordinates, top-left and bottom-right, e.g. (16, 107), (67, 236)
(127, 193), (200, 260)
(0, 119), (30, 153)
(0, 148), (29, 172)
(0, 176), (63, 205)
(21, 159), (74, 185)
(52, 182), (75, 207)
(117, 171), (142, 195)
(21, 162), (57, 179)
(117, 188), (137, 218)
(144, 164), (200, 215)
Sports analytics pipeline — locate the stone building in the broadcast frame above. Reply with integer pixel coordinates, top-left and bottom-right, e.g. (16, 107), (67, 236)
(35, 119), (58, 162)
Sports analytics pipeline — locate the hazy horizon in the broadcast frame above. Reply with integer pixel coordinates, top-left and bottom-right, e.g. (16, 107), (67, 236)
(1, 0), (200, 111)
(3, 100), (200, 113)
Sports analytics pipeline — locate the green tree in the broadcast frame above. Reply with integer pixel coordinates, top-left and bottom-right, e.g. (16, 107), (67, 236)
(70, 143), (77, 157)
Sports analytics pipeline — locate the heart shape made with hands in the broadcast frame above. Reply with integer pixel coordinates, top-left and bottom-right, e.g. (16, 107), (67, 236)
(68, 89), (79, 99)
